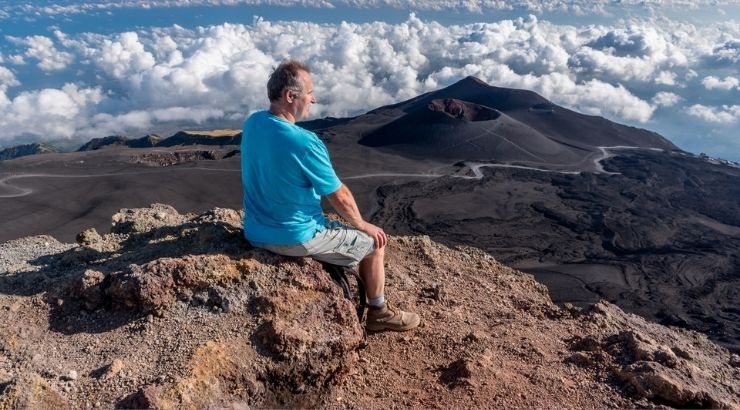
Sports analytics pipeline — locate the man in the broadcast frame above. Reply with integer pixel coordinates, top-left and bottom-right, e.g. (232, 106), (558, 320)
(241, 60), (420, 332)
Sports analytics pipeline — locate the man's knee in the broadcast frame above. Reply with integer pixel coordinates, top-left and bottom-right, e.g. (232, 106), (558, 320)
(363, 245), (385, 262)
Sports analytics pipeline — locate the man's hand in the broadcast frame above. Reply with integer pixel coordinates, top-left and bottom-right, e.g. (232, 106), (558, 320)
(326, 184), (387, 248)
(359, 221), (388, 249)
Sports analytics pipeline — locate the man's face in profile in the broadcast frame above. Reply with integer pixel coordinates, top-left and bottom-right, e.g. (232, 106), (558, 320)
(292, 70), (316, 121)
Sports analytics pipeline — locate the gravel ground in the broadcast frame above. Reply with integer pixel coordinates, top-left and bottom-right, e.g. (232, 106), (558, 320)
(0, 236), (74, 274)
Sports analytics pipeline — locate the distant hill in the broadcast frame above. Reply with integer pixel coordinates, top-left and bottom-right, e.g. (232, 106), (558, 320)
(298, 116), (352, 131)
(155, 130), (241, 147)
(0, 143), (59, 160)
(338, 76), (679, 165)
(77, 134), (162, 151)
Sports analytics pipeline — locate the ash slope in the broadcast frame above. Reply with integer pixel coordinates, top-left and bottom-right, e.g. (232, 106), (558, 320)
(0, 205), (737, 408)
(342, 76), (677, 169)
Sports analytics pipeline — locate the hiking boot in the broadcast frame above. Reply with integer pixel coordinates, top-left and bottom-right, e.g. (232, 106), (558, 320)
(366, 302), (420, 332)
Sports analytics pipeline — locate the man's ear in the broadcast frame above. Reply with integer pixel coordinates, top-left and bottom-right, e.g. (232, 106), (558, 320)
(284, 89), (295, 103)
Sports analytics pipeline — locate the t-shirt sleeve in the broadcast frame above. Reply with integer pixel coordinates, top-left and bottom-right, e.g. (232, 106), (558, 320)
(298, 137), (342, 196)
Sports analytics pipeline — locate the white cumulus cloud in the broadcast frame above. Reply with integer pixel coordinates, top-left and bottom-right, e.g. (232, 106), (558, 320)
(0, 12), (738, 149)
(701, 75), (739, 90)
(687, 104), (740, 124)
(0, 66), (20, 90)
(2, 0), (739, 17)
(0, 84), (103, 139)
(651, 91), (681, 107)
(8, 35), (74, 71)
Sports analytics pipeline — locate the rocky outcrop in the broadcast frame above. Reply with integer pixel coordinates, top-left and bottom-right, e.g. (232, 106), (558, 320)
(569, 303), (739, 409)
(129, 149), (239, 166)
(0, 205), (737, 408)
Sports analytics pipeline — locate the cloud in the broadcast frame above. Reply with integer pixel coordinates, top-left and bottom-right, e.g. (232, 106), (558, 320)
(2, 0), (739, 18)
(687, 104), (740, 124)
(655, 71), (677, 85)
(8, 35), (73, 71)
(0, 66), (20, 90)
(8, 55), (26, 65)
(0, 13), (738, 149)
(651, 91), (681, 107)
(704, 40), (740, 68)
(0, 84), (103, 139)
(95, 32), (156, 79)
(701, 75), (739, 90)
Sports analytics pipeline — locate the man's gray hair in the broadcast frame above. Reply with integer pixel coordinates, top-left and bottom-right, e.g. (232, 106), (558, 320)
(267, 59), (310, 102)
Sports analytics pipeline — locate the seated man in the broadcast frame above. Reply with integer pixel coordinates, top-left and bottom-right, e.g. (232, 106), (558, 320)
(241, 59), (420, 332)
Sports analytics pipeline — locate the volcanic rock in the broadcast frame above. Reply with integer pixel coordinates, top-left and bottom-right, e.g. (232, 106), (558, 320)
(130, 148), (239, 166)
(0, 204), (736, 408)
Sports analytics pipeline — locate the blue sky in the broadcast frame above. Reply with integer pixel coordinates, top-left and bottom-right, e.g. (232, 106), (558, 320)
(0, 1), (738, 161)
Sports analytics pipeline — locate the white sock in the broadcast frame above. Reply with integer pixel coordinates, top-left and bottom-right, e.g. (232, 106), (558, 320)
(368, 293), (385, 308)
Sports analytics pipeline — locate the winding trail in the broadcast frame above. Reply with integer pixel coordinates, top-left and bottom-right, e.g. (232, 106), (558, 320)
(343, 172), (444, 180)
(1, 146), (663, 198)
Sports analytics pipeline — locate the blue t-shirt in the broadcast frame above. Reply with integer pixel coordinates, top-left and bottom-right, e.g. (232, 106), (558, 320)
(241, 110), (342, 244)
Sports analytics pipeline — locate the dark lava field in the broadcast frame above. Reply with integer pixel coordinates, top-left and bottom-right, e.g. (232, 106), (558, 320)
(370, 149), (740, 352)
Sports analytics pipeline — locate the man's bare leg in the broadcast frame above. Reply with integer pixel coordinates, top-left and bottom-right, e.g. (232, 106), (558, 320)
(359, 246), (385, 300)
(360, 246), (420, 332)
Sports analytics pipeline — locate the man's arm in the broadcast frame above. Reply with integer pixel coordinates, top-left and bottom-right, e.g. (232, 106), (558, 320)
(326, 183), (387, 248)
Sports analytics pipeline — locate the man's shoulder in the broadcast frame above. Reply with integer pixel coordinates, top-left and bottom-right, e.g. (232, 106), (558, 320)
(246, 111), (316, 138)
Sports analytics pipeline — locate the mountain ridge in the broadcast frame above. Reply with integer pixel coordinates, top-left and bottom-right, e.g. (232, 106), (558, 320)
(0, 143), (60, 161)
(1, 76), (679, 164)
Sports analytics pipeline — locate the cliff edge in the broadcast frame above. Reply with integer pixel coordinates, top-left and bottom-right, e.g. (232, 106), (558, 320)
(0, 204), (737, 408)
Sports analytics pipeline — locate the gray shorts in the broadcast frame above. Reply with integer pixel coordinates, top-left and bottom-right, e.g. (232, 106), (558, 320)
(250, 220), (375, 267)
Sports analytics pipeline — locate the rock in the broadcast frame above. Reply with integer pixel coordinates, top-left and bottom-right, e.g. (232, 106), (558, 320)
(121, 340), (264, 409)
(2, 204), (738, 409)
(103, 359), (124, 380)
(464, 331), (487, 343)
(110, 203), (186, 234)
(0, 372), (67, 408)
(62, 370), (78, 381)
(421, 283), (446, 302)
(75, 228), (102, 248)
(0, 369), (12, 385)
(567, 352), (594, 366)
(575, 303), (740, 409)
(255, 282), (364, 398)
(191, 207), (244, 230)
(118, 384), (163, 409)
(617, 361), (730, 409)
(439, 358), (474, 388)
(75, 270), (106, 310)
(608, 331), (678, 368)
(106, 254), (241, 312)
(730, 354), (740, 368)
